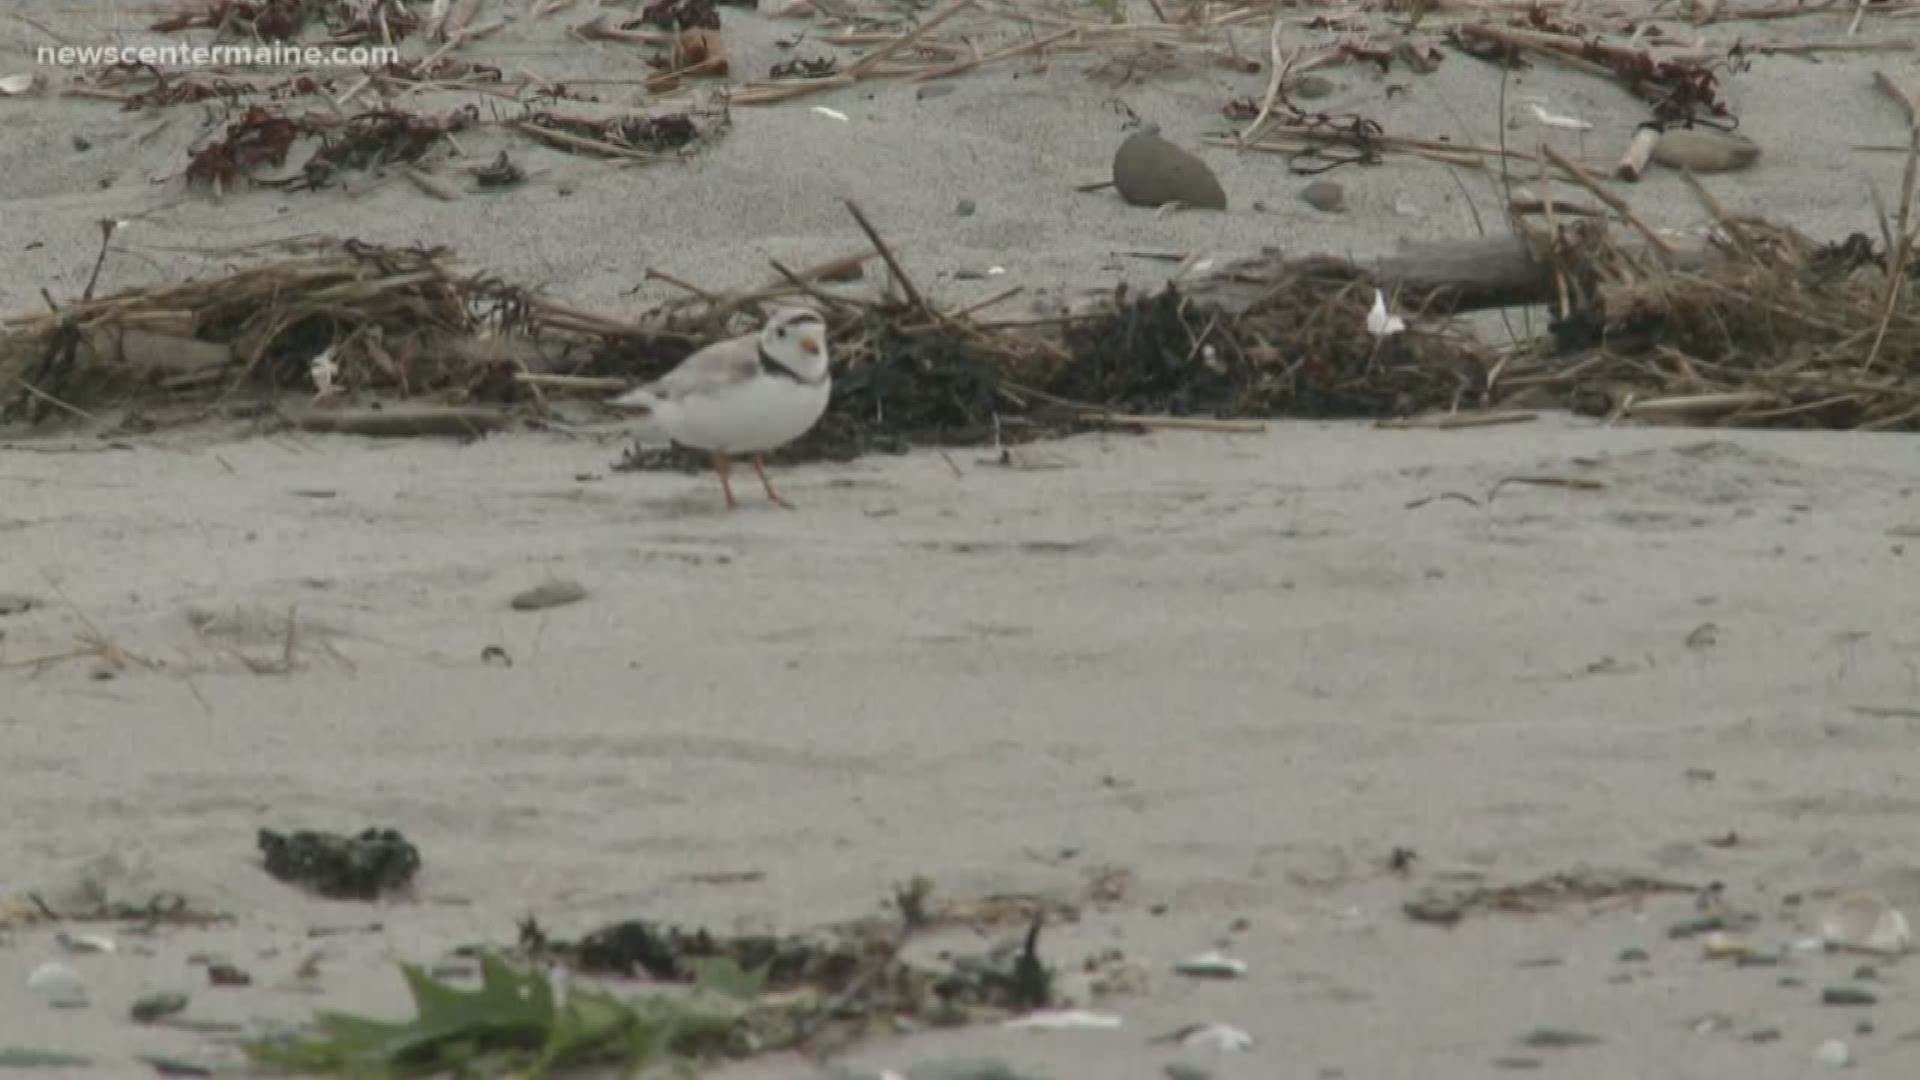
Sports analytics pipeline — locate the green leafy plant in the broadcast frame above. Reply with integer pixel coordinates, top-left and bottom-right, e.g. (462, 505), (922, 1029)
(246, 953), (762, 1079)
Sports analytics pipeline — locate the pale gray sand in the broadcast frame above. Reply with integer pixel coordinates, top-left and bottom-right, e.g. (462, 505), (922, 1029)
(4, 0), (1920, 1075)
(3, 417), (1920, 1077)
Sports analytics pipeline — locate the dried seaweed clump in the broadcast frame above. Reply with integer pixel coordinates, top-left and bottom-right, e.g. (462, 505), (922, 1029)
(1053, 280), (1488, 420)
(258, 826), (420, 900)
(0, 240), (540, 418)
(1534, 218), (1920, 428)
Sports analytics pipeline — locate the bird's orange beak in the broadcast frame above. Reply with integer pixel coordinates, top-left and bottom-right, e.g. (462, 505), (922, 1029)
(799, 337), (821, 356)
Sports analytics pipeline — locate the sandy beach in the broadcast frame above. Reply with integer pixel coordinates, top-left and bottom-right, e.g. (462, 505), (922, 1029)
(4, 0), (1920, 1076)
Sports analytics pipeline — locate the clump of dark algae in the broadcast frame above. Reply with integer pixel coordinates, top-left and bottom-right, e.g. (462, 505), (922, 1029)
(258, 826), (421, 900)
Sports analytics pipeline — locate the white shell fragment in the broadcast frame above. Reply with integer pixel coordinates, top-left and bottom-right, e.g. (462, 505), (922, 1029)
(1172, 949), (1248, 979)
(57, 932), (116, 955)
(0, 73), (36, 95)
(1003, 1009), (1124, 1031)
(1180, 1022), (1254, 1052)
(1817, 892), (1911, 955)
(310, 345), (339, 398)
(810, 107), (849, 122)
(1366, 289), (1406, 337)
(1813, 1038), (1852, 1068)
(1529, 104), (1592, 131)
(27, 961), (86, 1005)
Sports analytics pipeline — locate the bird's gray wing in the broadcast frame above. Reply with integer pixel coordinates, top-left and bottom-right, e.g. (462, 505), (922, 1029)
(646, 335), (760, 402)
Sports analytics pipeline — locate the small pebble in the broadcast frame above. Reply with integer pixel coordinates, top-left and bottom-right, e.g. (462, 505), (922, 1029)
(510, 579), (586, 611)
(955, 198), (976, 217)
(1617, 948), (1650, 962)
(1291, 75), (1335, 100)
(207, 963), (251, 987)
(1300, 180), (1345, 213)
(1813, 1038), (1851, 1067)
(1822, 987), (1878, 1007)
(1521, 1028), (1599, 1049)
(131, 992), (190, 1023)
(72, 135), (91, 152)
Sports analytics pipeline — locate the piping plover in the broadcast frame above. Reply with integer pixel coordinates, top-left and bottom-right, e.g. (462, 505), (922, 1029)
(612, 307), (831, 510)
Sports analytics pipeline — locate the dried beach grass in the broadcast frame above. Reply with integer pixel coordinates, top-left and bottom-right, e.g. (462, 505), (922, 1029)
(1496, 134), (1920, 429)
(3, 180), (1917, 446)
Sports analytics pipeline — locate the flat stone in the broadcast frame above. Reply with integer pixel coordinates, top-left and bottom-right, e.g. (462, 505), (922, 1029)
(1112, 126), (1227, 211)
(1300, 180), (1345, 212)
(1292, 75), (1335, 100)
(510, 580), (587, 611)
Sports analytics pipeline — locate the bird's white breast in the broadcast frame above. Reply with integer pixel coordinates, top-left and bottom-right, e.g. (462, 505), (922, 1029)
(659, 372), (831, 454)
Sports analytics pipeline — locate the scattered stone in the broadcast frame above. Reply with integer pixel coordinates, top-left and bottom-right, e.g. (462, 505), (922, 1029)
(0, 593), (38, 617)
(1652, 128), (1760, 174)
(1520, 1028), (1599, 1049)
(130, 992), (189, 1023)
(1617, 948), (1650, 962)
(955, 198), (976, 217)
(1291, 75), (1335, 99)
(72, 135), (91, 152)
(0, 1048), (93, 1068)
(1111, 126), (1227, 211)
(1300, 180), (1345, 212)
(206, 963), (251, 987)
(257, 827), (421, 900)
(1746, 1028), (1782, 1043)
(510, 579), (586, 611)
(1822, 986), (1878, 1007)
(138, 1057), (213, 1078)
(1812, 1038), (1851, 1067)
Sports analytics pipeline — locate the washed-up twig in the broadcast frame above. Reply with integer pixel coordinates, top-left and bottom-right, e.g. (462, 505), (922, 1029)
(1541, 144), (1677, 258)
(1406, 474), (1604, 510)
(843, 200), (928, 315)
(1376, 410), (1539, 430)
(1079, 412), (1267, 433)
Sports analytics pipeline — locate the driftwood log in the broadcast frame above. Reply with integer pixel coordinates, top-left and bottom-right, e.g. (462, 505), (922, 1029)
(1186, 234), (1717, 316)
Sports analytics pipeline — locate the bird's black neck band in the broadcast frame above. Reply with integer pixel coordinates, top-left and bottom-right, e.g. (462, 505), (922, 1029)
(758, 345), (820, 386)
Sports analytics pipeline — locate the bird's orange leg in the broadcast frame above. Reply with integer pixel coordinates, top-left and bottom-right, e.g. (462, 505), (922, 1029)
(710, 452), (738, 510)
(751, 455), (794, 509)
